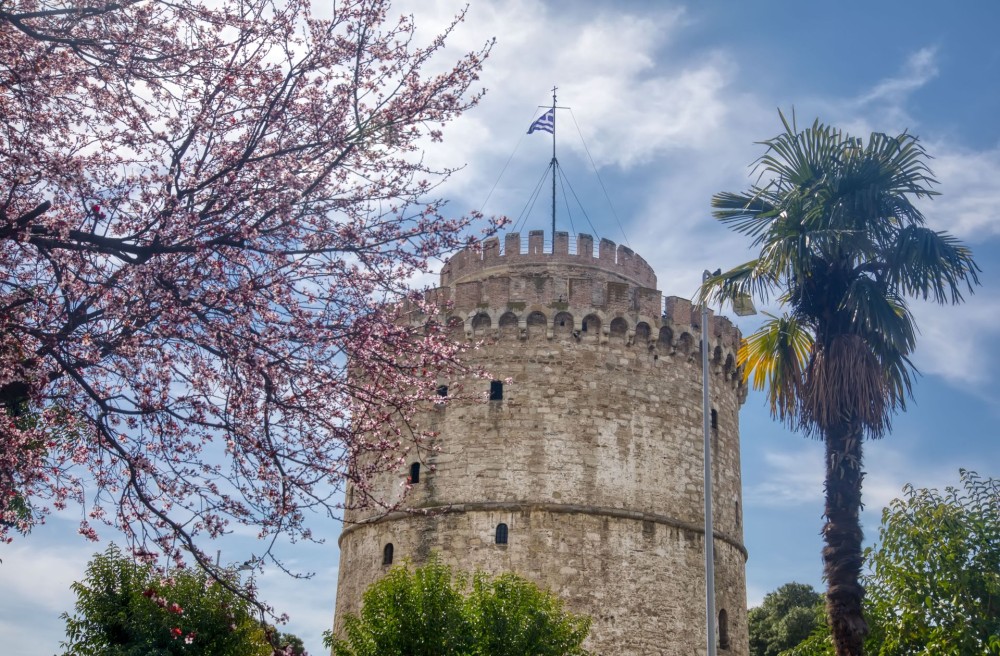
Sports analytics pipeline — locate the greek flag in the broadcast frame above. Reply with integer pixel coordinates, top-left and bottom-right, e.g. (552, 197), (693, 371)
(527, 108), (555, 134)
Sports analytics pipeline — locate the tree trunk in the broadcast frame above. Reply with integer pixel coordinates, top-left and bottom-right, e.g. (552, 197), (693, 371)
(823, 422), (868, 656)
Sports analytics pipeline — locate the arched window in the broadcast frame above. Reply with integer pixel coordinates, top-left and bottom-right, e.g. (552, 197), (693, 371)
(609, 317), (628, 339)
(495, 523), (508, 545)
(498, 312), (518, 338)
(409, 462), (420, 484)
(382, 543), (394, 566)
(718, 608), (730, 649)
(526, 311), (547, 338)
(679, 332), (694, 355)
(634, 322), (651, 343)
(472, 313), (492, 336)
(553, 312), (574, 338)
(724, 353), (736, 378)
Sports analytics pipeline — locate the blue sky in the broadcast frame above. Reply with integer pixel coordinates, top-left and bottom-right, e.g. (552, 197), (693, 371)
(3, 2), (1000, 654)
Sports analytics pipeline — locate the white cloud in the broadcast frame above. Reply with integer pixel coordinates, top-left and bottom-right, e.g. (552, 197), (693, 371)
(922, 144), (1000, 239)
(745, 438), (972, 533)
(795, 47), (940, 139)
(255, 556), (340, 647)
(743, 446), (825, 508)
(0, 525), (341, 656)
(0, 539), (91, 656)
(908, 294), (1000, 390)
(745, 581), (768, 609)
(857, 47), (939, 107)
(860, 441), (969, 526)
(0, 542), (87, 613)
(406, 0), (739, 207)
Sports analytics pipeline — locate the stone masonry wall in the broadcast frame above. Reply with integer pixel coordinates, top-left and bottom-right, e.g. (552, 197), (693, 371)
(333, 233), (750, 656)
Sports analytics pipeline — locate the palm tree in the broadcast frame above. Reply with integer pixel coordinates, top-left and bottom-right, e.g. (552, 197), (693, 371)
(703, 112), (980, 656)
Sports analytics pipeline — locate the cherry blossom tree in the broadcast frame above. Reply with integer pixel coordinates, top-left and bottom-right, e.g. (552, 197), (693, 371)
(0, 0), (495, 583)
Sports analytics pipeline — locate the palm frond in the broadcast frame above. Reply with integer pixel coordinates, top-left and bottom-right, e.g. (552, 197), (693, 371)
(863, 331), (916, 412)
(738, 314), (813, 424)
(801, 334), (904, 439)
(715, 110), (980, 440)
(865, 131), (939, 201)
(711, 189), (780, 241)
(756, 114), (841, 189)
(838, 277), (917, 356)
(889, 225), (982, 304)
(700, 260), (781, 308)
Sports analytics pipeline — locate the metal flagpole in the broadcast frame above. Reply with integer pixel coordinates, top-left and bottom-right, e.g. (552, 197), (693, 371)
(701, 270), (756, 656)
(550, 85), (557, 237)
(702, 269), (717, 656)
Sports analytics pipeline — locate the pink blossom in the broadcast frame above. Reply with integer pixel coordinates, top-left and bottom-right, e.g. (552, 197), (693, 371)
(0, 0), (502, 604)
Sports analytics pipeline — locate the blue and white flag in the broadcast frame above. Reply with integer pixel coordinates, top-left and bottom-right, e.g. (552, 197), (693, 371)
(527, 108), (555, 134)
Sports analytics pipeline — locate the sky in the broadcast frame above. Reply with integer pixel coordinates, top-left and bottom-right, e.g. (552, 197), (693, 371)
(3, 1), (1000, 654)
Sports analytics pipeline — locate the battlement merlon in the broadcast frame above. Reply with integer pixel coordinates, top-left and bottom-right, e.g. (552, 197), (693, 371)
(662, 296), (742, 353)
(441, 231), (658, 290)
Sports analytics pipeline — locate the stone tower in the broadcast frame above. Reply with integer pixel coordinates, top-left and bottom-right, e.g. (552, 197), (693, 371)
(333, 230), (749, 655)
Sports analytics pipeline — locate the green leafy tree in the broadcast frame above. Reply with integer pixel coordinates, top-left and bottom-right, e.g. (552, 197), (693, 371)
(781, 628), (835, 656)
(749, 583), (824, 656)
(271, 631), (308, 655)
(61, 545), (278, 656)
(330, 557), (474, 656)
(467, 571), (591, 656)
(865, 470), (1000, 655)
(326, 557), (591, 656)
(763, 471), (1000, 656)
(704, 112), (980, 655)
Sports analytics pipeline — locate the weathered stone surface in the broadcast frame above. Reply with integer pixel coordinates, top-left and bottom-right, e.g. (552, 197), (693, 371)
(334, 233), (749, 656)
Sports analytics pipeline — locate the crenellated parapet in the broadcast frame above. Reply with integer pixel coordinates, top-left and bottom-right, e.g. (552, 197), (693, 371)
(411, 232), (744, 387)
(441, 230), (658, 289)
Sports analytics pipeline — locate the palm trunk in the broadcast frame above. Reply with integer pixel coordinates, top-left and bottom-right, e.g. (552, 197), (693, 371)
(823, 421), (868, 656)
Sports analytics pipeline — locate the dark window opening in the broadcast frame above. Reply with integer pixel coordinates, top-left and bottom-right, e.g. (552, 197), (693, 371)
(382, 543), (394, 566)
(582, 320), (588, 331)
(711, 408), (718, 430)
(436, 385), (448, 397)
(409, 462), (420, 484)
(495, 523), (508, 545)
(489, 380), (503, 401)
(719, 608), (730, 649)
